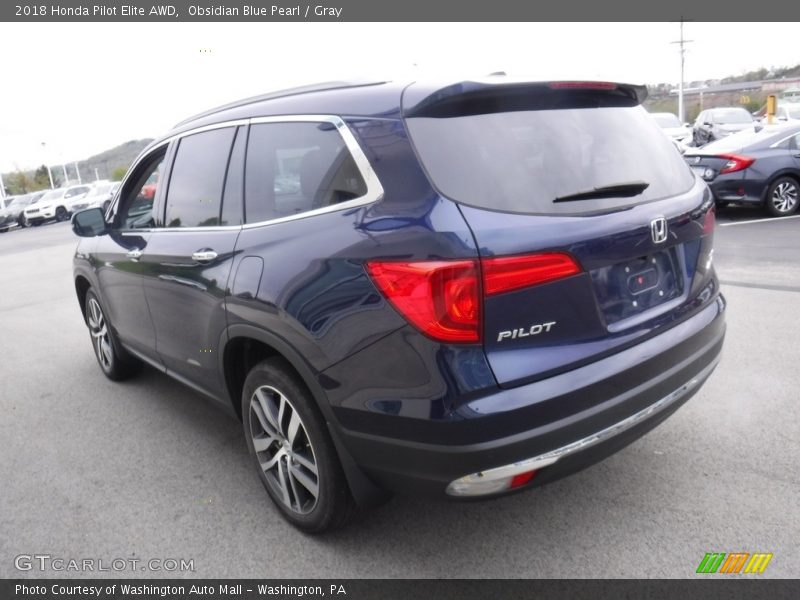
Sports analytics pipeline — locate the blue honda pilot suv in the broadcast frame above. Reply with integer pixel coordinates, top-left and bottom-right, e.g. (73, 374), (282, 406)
(71, 78), (726, 532)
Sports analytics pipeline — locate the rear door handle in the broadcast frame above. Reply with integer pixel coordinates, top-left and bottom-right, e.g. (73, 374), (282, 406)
(126, 249), (142, 260)
(192, 249), (218, 263)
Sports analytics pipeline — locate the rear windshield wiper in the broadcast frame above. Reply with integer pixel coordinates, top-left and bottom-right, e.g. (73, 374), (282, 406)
(553, 181), (650, 203)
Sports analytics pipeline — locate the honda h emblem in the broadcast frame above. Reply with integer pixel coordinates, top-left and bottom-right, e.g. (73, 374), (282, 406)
(651, 217), (668, 244)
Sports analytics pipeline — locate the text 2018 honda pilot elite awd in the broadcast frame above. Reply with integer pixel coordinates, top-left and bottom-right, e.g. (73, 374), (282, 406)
(71, 79), (725, 532)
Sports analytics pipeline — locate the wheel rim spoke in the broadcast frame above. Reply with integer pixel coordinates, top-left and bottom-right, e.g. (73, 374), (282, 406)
(249, 384), (319, 514)
(88, 299), (112, 368)
(289, 463), (319, 499)
(292, 451), (318, 476)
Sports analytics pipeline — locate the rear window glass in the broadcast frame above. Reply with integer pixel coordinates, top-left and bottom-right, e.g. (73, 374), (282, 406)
(652, 113), (681, 128)
(710, 109), (752, 124)
(406, 106), (695, 215)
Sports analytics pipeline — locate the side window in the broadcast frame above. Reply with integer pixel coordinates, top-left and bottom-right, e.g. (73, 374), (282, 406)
(164, 127), (235, 228)
(66, 186), (89, 199)
(117, 150), (166, 230)
(244, 122), (368, 224)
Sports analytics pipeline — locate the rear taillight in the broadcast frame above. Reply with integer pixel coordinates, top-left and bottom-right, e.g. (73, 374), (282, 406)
(366, 253), (582, 344)
(718, 153), (755, 174)
(365, 260), (480, 343)
(703, 206), (716, 234)
(482, 253), (582, 296)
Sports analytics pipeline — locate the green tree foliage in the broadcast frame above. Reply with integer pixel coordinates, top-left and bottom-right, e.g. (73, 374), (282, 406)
(6, 170), (33, 194)
(112, 166), (128, 181)
(33, 165), (53, 190)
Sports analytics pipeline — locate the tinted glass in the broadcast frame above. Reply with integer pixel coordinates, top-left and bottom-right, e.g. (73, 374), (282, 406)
(244, 122), (367, 223)
(221, 126), (246, 226)
(652, 113), (681, 128)
(119, 155), (165, 229)
(407, 106), (695, 215)
(165, 127), (236, 228)
(711, 109), (752, 124)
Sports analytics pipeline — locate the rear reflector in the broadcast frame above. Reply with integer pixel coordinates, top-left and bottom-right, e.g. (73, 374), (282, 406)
(509, 470), (538, 489)
(718, 153), (755, 174)
(367, 252), (582, 344)
(482, 253), (581, 296)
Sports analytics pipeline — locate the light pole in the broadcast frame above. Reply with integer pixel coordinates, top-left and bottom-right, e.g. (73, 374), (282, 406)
(671, 19), (693, 123)
(41, 142), (55, 189)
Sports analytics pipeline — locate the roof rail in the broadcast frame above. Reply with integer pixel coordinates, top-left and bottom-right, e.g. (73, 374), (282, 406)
(173, 80), (388, 128)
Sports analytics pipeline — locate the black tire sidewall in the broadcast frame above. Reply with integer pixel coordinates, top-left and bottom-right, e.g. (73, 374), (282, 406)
(242, 358), (351, 533)
(84, 289), (140, 380)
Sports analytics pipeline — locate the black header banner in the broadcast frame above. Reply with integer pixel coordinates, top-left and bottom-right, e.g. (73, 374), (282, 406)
(2, 0), (800, 21)
(3, 579), (799, 600)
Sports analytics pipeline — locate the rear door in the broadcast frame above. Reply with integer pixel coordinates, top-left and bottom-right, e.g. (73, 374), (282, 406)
(405, 82), (716, 387)
(139, 125), (244, 397)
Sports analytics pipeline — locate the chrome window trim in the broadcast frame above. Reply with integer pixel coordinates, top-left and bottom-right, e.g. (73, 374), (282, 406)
(114, 114), (383, 234)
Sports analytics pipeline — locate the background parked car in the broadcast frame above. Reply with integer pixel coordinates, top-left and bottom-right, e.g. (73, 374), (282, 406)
(756, 102), (800, 124)
(0, 191), (46, 229)
(70, 181), (119, 214)
(23, 185), (91, 226)
(683, 122), (800, 216)
(693, 107), (754, 146)
(0, 196), (17, 232)
(651, 112), (693, 145)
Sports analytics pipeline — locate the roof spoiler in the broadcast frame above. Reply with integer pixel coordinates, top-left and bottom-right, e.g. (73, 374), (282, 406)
(403, 80), (648, 118)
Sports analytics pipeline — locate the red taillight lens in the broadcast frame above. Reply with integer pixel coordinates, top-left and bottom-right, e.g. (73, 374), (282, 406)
(718, 153), (755, 174)
(365, 260), (480, 343)
(482, 253), (581, 296)
(702, 205), (716, 234)
(366, 252), (582, 344)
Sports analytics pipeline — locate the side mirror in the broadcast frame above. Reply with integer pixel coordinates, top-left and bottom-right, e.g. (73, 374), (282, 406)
(71, 207), (107, 237)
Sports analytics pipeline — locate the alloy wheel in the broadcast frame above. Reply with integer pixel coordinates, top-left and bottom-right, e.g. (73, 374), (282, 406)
(249, 385), (319, 514)
(56, 207), (68, 222)
(87, 297), (113, 370)
(771, 180), (798, 214)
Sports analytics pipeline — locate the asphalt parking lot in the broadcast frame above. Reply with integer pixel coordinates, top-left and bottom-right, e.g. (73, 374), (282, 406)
(1, 208), (798, 579)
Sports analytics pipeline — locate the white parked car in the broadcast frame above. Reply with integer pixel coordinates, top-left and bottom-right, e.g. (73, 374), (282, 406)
(69, 181), (120, 214)
(22, 184), (91, 225)
(651, 112), (693, 145)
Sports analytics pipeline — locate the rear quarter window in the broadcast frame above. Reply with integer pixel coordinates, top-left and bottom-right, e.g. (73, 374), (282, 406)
(407, 106), (696, 216)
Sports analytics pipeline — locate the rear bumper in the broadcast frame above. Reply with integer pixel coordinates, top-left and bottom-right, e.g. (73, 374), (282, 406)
(708, 175), (765, 205)
(334, 295), (725, 497)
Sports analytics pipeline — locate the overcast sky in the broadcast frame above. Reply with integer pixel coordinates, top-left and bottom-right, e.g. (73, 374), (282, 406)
(1, 22), (799, 172)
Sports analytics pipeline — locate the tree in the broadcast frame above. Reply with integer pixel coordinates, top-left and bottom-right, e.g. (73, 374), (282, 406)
(33, 165), (52, 190)
(111, 166), (128, 181)
(7, 170), (32, 194)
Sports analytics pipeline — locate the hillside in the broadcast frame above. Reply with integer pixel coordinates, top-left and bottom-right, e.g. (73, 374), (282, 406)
(77, 138), (153, 183)
(2, 138), (153, 195)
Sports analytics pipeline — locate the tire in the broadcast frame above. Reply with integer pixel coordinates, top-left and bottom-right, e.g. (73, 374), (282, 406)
(84, 289), (142, 381)
(242, 358), (357, 533)
(765, 176), (799, 217)
(19, 215), (28, 228)
(55, 206), (69, 222)
(31, 221), (41, 227)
